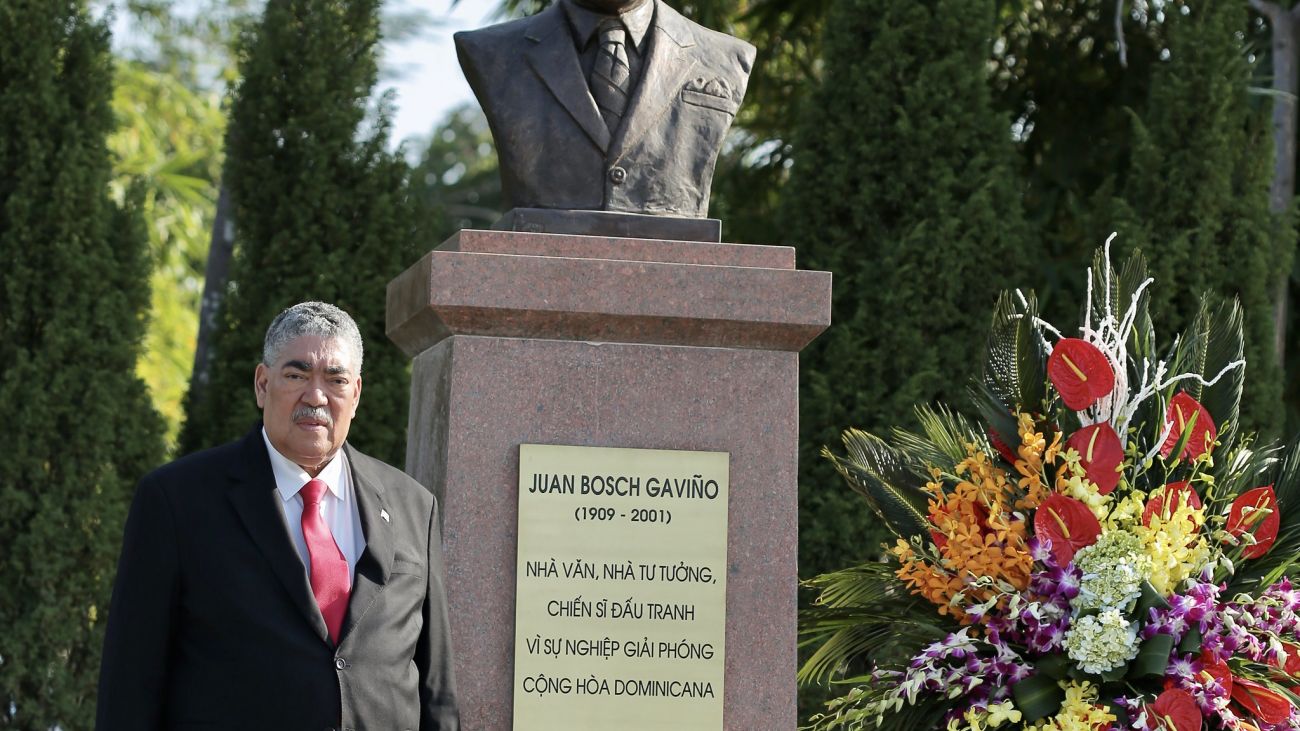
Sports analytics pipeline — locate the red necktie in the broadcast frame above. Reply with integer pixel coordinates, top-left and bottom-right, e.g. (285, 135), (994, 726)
(300, 478), (350, 644)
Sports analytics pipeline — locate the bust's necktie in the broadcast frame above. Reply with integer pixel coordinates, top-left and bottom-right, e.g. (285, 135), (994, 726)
(300, 478), (350, 644)
(590, 19), (631, 135)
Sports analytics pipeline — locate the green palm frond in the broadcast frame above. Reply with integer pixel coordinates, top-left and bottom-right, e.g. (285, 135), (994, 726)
(1166, 295), (1245, 451)
(799, 617), (915, 686)
(1232, 530), (1300, 592)
(981, 290), (1047, 417)
(1272, 434), (1300, 522)
(799, 563), (951, 686)
(969, 381), (1021, 457)
(886, 429), (952, 475)
(825, 430), (932, 541)
(890, 404), (986, 472)
(804, 562), (908, 608)
(799, 609), (948, 684)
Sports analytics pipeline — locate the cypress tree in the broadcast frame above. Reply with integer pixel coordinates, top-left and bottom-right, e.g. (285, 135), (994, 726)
(1112, 1), (1293, 437)
(784, 0), (1033, 577)
(179, 0), (422, 464)
(0, 1), (164, 726)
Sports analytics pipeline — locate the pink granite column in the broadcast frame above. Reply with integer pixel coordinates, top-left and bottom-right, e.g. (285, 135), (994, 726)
(387, 230), (831, 730)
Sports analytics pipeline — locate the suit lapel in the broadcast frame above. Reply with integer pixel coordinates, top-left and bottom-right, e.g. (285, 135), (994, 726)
(610, 0), (698, 160)
(339, 444), (394, 644)
(227, 428), (331, 644)
(525, 5), (612, 154)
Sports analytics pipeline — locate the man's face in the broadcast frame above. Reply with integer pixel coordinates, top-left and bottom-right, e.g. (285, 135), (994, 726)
(573, 0), (649, 14)
(254, 335), (362, 476)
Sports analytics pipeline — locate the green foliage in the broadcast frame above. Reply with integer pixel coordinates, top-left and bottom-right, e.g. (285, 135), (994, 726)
(179, 0), (425, 465)
(109, 61), (226, 448)
(975, 290), (1048, 442)
(119, 0), (258, 89)
(1110, 0), (1295, 439)
(0, 1), (164, 726)
(1167, 295), (1247, 450)
(698, 0), (827, 246)
(992, 0), (1169, 316)
(798, 563), (948, 687)
(824, 431), (932, 542)
(785, 0), (1035, 580)
(799, 561), (954, 730)
(409, 103), (502, 241)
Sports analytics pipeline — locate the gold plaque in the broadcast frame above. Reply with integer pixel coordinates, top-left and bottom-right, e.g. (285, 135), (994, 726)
(513, 444), (729, 730)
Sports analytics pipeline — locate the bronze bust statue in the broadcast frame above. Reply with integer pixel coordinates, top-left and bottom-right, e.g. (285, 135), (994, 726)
(455, 0), (755, 229)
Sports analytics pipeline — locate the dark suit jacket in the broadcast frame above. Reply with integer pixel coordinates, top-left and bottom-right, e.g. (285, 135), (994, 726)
(95, 427), (458, 731)
(455, 0), (755, 217)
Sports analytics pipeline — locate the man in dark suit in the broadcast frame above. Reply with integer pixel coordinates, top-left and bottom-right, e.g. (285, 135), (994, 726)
(455, 0), (755, 218)
(96, 302), (457, 731)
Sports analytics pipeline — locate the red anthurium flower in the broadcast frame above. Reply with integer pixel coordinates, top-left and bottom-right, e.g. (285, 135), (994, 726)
(1047, 338), (1116, 411)
(1066, 423), (1124, 494)
(1199, 651), (1233, 696)
(1274, 643), (1300, 677)
(928, 504), (950, 551)
(1231, 677), (1293, 725)
(1151, 688), (1201, 731)
(1159, 392), (1216, 461)
(1226, 486), (1280, 560)
(1033, 494), (1102, 566)
(1142, 481), (1203, 528)
(989, 428), (1018, 465)
(929, 501), (991, 551)
(929, 529), (947, 551)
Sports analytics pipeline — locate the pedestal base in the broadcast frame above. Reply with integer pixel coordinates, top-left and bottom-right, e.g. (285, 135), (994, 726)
(387, 229), (831, 730)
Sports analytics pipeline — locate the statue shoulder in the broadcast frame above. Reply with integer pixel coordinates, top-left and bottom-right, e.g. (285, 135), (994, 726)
(453, 12), (539, 62)
(657, 5), (755, 75)
(454, 12), (544, 94)
(708, 28), (756, 75)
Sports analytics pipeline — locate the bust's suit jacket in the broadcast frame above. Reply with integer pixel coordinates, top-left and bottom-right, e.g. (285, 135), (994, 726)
(455, 0), (755, 217)
(95, 427), (458, 731)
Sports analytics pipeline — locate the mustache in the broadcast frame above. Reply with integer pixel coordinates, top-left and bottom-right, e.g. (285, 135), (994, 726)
(292, 406), (332, 426)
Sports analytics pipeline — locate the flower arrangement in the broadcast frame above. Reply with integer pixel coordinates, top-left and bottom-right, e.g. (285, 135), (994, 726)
(802, 238), (1300, 731)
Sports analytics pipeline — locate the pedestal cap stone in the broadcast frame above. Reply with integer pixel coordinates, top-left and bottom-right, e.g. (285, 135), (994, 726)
(386, 229), (830, 355)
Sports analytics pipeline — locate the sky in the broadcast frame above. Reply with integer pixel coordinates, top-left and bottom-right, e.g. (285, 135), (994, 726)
(108, 0), (502, 153)
(380, 0), (499, 150)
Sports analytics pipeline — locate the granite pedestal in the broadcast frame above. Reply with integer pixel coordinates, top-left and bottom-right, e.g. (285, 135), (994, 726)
(387, 229), (831, 730)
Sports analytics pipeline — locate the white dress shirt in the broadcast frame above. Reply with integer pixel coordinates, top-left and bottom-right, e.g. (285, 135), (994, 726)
(261, 428), (366, 583)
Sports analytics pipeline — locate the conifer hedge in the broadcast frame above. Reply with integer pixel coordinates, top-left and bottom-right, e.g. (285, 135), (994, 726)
(180, 0), (423, 465)
(785, 0), (1034, 578)
(1112, 1), (1294, 438)
(0, 1), (164, 726)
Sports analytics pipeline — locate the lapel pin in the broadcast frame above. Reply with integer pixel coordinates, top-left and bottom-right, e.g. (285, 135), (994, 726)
(380, 509), (390, 523)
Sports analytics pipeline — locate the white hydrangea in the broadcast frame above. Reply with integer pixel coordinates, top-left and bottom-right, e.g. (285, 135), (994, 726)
(1072, 530), (1151, 611)
(1065, 608), (1140, 674)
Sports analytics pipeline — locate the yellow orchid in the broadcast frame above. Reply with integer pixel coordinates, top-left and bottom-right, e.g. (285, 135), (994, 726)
(946, 700), (1023, 731)
(1024, 681), (1116, 731)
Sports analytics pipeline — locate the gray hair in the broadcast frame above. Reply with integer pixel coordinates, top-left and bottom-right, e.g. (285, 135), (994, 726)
(262, 301), (364, 374)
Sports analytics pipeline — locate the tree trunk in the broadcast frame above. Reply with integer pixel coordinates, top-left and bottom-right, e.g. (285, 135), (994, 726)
(189, 182), (233, 403)
(1252, 0), (1299, 369)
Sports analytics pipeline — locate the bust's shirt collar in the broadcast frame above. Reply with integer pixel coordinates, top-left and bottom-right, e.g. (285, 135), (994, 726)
(562, 0), (654, 53)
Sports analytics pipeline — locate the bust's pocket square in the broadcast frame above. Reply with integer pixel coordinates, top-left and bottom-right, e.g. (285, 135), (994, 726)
(680, 77), (739, 114)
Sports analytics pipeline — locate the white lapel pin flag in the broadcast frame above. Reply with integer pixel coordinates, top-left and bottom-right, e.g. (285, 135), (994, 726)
(380, 509), (390, 523)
